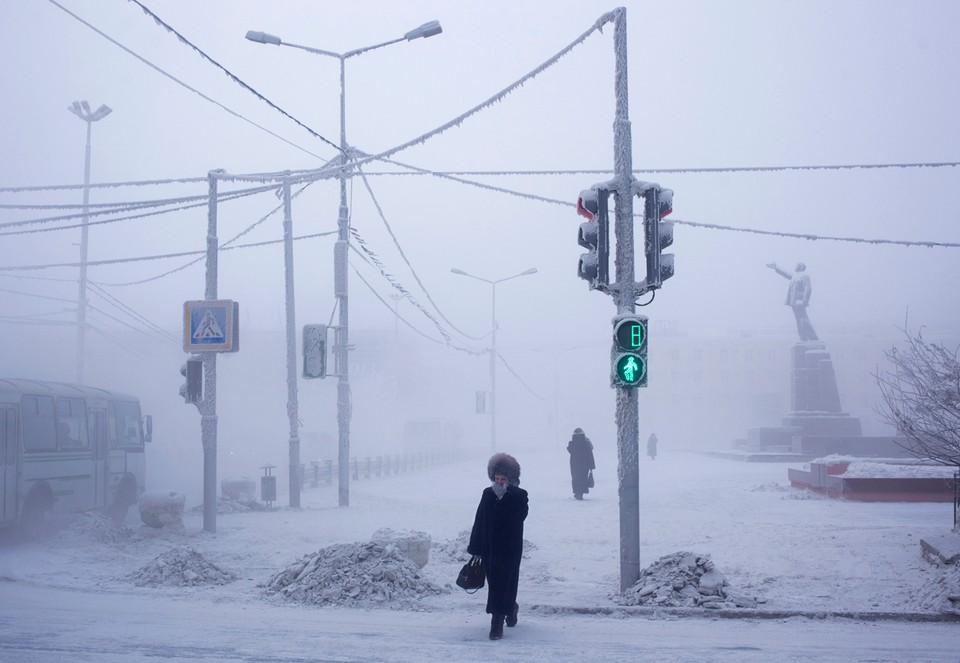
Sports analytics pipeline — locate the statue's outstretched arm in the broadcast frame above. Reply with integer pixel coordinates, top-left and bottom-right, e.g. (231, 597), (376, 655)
(766, 262), (790, 279)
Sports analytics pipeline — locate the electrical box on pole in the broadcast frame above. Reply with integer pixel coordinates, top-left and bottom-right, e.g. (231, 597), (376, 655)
(611, 315), (648, 388)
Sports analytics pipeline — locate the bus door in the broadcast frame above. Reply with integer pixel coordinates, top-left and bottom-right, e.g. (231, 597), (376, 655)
(1, 406), (19, 525)
(88, 409), (108, 509)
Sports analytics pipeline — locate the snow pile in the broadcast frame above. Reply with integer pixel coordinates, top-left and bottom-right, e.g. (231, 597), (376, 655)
(371, 528), (431, 568)
(916, 563), (960, 615)
(263, 541), (445, 608)
(617, 552), (761, 609)
(841, 461), (956, 479)
(431, 530), (472, 564)
(128, 547), (238, 587)
(186, 497), (265, 515)
(138, 490), (185, 528)
(57, 512), (133, 546)
(751, 482), (827, 500)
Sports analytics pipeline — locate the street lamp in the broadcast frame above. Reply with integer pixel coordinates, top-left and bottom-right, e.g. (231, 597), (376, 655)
(450, 267), (538, 453)
(246, 21), (442, 507)
(68, 100), (111, 385)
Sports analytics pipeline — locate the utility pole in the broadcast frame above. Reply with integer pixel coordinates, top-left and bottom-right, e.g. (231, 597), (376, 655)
(201, 171), (220, 533)
(68, 100), (111, 384)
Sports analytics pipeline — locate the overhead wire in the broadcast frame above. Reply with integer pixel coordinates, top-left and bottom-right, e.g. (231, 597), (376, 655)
(354, 165), (486, 341)
(358, 162), (960, 177)
(14, 4), (960, 400)
(46, 0), (333, 160)
(0, 184), (277, 236)
(123, 0), (341, 153)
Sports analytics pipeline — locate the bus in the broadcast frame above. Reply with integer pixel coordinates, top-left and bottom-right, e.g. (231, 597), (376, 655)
(0, 378), (153, 536)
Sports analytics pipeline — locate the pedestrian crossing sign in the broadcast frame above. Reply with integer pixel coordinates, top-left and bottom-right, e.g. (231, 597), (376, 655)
(183, 300), (239, 352)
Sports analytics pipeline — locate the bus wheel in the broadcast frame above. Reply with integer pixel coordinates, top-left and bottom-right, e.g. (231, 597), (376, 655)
(108, 476), (137, 524)
(19, 495), (50, 541)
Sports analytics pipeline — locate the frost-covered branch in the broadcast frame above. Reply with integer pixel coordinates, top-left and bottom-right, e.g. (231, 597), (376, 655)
(874, 327), (960, 467)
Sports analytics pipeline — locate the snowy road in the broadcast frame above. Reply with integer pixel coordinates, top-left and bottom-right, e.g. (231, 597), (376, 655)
(2, 449), (959, 662)
(2, 582), (960, 663)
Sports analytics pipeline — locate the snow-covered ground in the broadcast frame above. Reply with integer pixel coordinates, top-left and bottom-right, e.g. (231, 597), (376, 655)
(1, 448), (959, 662)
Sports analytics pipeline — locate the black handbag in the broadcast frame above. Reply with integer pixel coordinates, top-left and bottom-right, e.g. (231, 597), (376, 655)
(587, 470), (595, 488)
(456, 556), (485, 593)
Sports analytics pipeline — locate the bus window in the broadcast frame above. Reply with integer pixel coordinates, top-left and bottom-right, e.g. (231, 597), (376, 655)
(6, 409), (18, 465)
(56, 397), (88, 449)
(114, 401), (143, 449)
(22, 396), (56, 451)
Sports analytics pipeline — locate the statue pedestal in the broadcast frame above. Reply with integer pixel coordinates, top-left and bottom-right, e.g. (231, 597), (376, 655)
(737, 342), (908, 459)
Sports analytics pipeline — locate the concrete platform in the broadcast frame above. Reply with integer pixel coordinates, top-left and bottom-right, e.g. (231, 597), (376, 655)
(921, 534), (960, 565)
(788, 460), (956, 502)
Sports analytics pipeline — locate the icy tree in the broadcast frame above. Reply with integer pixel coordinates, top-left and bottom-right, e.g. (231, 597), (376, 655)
(875, 328), (960, 468)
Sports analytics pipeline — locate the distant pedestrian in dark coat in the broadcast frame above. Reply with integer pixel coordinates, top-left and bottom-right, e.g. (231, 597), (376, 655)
(647, 433), (658, 460)
(567, 428), (596, 500)
(468, 453), (528, 641)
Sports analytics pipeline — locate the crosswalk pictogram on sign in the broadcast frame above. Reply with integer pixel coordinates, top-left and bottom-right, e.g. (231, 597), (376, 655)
(183, 300), (239, 352)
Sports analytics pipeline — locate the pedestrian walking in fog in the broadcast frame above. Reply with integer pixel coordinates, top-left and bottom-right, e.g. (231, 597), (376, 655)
(647, 433), (658, 460)
(567, 427), (596, 500)
(467, 453), (528, 641)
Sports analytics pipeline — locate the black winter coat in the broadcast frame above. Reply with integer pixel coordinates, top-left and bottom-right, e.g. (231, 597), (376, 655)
(467, 485), (529, 614)
(567, 432), (596, 495)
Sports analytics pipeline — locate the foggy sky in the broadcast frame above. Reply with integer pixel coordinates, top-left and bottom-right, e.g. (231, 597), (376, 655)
(1, 1), (958, 495)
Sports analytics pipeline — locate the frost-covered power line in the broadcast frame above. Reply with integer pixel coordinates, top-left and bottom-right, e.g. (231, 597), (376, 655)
(47, 0), (334, 158)
(359, 161), (960, 177)
(0, 184), (277, 235)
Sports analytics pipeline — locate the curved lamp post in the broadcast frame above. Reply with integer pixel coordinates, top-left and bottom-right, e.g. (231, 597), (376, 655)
(68, 100), (111, 385)
(450, 267), (537, 453)
(246, 21), (442, 507)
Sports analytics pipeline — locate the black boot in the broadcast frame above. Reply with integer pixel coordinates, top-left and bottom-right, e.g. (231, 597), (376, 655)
(489, 613), (505, 640)
(506, 602), (519, 628)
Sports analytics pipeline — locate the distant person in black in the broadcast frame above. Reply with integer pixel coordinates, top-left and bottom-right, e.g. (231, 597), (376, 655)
(647, 433), (658, 460)
(567, 428), (596, 500)
(468, 453), (528, 641)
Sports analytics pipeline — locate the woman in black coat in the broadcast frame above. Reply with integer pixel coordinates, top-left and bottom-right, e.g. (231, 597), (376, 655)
(467, 453), (528, 641)
(567, 427), (596, 500)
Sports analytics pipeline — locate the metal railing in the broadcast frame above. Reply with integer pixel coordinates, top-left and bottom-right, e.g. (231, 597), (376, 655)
(303, 450), (463, 488)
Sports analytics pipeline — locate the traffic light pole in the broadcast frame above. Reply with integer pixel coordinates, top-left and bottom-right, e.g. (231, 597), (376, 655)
(611, 7), (641, 593)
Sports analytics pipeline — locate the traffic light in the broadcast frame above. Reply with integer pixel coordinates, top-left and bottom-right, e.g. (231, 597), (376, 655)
(641, 185), (675, 290)
(302, 324), (327, 379)
(179, 355), (203, 404)
(611, 315), (648, 388)
(576, 187), (610, 290)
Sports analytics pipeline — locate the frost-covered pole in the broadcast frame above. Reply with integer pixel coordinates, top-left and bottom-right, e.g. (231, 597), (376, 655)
(611, 6), (641, 592)
(202, 171), (220, 533)
(243, 22), (442, 510)
(490, 282), (498, 454)
(282, 177), (301, 508)
(67, 100), (111, 385)
(335, 56), (352, 508)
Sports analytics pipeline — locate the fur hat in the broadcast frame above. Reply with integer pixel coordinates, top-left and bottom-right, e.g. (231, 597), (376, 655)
(487, 453), (521, 486)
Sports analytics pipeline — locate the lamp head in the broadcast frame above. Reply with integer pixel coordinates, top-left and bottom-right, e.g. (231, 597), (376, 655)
(405, 20), (442, 40)
(246, 30), (282, 45)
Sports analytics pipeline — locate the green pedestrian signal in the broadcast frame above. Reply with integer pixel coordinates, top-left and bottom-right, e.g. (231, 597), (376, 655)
(611, 316), (648, 388)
